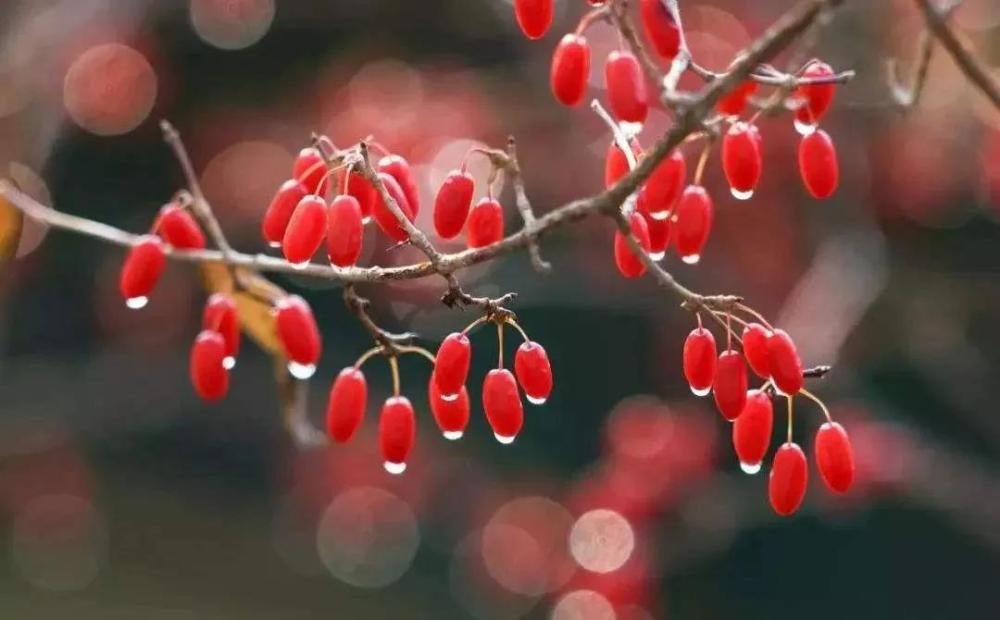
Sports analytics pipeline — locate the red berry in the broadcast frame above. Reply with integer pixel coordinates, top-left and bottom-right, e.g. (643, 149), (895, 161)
(769, 442), (808, 516)
(262, 180), (308, 247)
(605, 138), (642, 189)
(434, 332), (472, 399)
(190, 330), (229, 402)
(326, 194), (364, 267)
(605, 51), (648, 124)
(721, 122), (763, 199)
(741, 323), (772, 379)
(614, 211), (651, 279)
(433, 169), (475, 239)
(155, 204), (205, 250)
(674, 185), (714, 264)
(794, 59), (836, 131)
(372, 172), (415, 243)
(644, 211), (671, 259)
(467, 197), (504, 248)
(202, 293), (240, 364)
(767, 329), (803, 396)
(717, 80), (758, 117)
(815, 422), (855, 493)
(292, 147), (329, 196)
(379, 396), (416, 474)
(327, 367), (367, 443)
(483, 369), (524, 444)
(551, 34), (591, 106)
(282, 195), (327, 265)
(732, 390), (773, 473)
(378, 154), (421, 217)
(799, 129), (839, 199)
(639, 149), (685, 218)
(275, 295), (321, 377)
(119, 235), (166, 308)
(338, 169), (375, 220)
(429, 376), (470, 440)
(514, 341), (553, 405)
(639, 0), (681, 59)
(713, 350), (748, 421)
(513, 0), (553, 40)
(683, 327), (717, 396)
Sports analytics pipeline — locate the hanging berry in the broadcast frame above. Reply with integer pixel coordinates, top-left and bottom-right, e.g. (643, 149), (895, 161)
(551, 34), (591, 107)
(514, 341), (553, 405)
(639, 0), (681, 60)
(644, 211), (671, 260)
(721, 122), (763, 200)
(371, 172), (415, 243)
(605, 51), (648, 124)
(338, 169), (376, 221)
(613, 211), (652, 278)
(741, 323), (772, 379)
(467, 197), (505, 248)
(327, 367), (368, 443)
(674, 185), (714, 264)
(513, 0), (553, 40)
(155, 203), (205, 250)
(798, 129), (839, 199)
(683, 326), (717, 396)
(429, 377), (470, 441)
(769, 442), (808, 516)
(483, 369), (524, 444)
(292, 147), (329, 196)
(639, 149), (686, 219)
(275, 295), (322, 379)
(202, 293), (240, 367)
(433, 169), (475, 239)
(379, 396), (416, 474)
(732, 390), (773, 474)
(378, 154), (421, 217)
(814, 422), (855, 493)
(605, 137), (643, 188)
(794, 59), (836, 134)
(434, 333), (472, 400)
(327, 194), (364, 267)
(262, 180), (308, 248)
(767, 329), (803, 396)
(119, 235), (166, 309)
(282, 195), (327, 266)
(713, 349), (748, 421)
(190, 330), (229, 402)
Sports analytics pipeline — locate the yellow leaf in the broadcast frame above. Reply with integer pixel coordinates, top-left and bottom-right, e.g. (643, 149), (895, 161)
(0, 181), (24, 263)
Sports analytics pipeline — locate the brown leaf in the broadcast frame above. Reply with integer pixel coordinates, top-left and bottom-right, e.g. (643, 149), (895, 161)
(0, 180), (24, 263)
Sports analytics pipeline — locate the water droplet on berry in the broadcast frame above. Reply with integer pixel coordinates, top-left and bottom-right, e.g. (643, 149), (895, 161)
(690, 385), (711, 397)
(288, 361), (316, 380)
(620, 120), (644, 136)
(443, 431), (464, 441)
(291, 260), (309, 271)
(222, 356), (236, 370)
(740, 461), (762, 475)
(268, 241), (281, 249)
(383, 461), (406, 475)
(730, 187), (754, 201)
(126, 296), (148, 310)
(648, 250), (665, 261)
(794, 118), (817, 136)
(649, 210), (671, 221)
(439, 391), (460, 403)
(526, 394), (547, 406)
(494, 433), (516, 445)
(681, 254), (700, 265)
(361, 216), (372, 226)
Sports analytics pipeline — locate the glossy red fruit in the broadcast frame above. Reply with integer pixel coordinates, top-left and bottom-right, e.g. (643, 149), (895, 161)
(551, 34), (590, 106)
(514, 0), (553, 40)
(713, 350), (748, 421)
(639, 0), (681, 59)
(190, 330), (229, 402)
(605, 138), (642, 189)
(262, 180), (308, 247)
(639, 149), (685, 218)
(372, 172), (415, 243)
(815, 422), (855, 493)
(434, 333), (472, 399)
(683, 327), (717, 396)
(433, 169), (475, 239)
(644, 211), (671, 259)
(378, 154), (421, 217)
(674, 185), (714, 264)
(202, 293), (240, 363)
(275, 295), (321, 376)
(741, 323), (772, 379)
(119, 235), (166, 307)
(614, 211), (651, 279)
(326, 367), (367, 443)
(339, 170), (376, 220)
(769, 442), (808, 516)
(282, 196), (327, 265)
(379, 396), (416, 473)
(605, 51), (648, 123)
(293, 147), (328, 196)
(794, 59), (836, 130)
(799, 129), (839, 199)
(721, 122), (763, 199)
(767, 329), (803, 396)
(717, 80), (758, 117)
(155, 204), (205, 250)
(327, 194), (363, 267)
(732, 390), (773, 473)
(514, 341), (553, 404)
(429, 376), (470, 440)
(467, 198), (504, 248)
(483, 369), (524, 444)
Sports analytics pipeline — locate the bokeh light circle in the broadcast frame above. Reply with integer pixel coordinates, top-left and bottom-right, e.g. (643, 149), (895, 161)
(569, 509), (634, 573)
(190, 0), (275, 50)
(551, 589), (617, 620)
(63, 43), (157, 136)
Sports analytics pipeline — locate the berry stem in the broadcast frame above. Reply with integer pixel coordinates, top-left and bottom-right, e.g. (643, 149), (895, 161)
(354, 346), (383, 369)
(693, 140), (712, 186)
(396, 345), (436, 365)
(786, 396), (794, 443)
(575, 5), (610, 36)
(505, 318), (530, 342)
(735, 303), (774, 330)
(462, 316), (488, 335)
(388, 355), (401, 396)
(799, 387), (833, 422)
(496, 321), (505, 369)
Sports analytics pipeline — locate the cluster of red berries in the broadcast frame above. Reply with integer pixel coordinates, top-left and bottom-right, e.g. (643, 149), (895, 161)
(681, 313), (855, 516)
(326, 318), (553, 474)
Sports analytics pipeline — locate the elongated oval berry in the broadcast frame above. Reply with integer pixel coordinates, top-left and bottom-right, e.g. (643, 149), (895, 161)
(434, 333), (472, 399)
(190, 330), (229, 402)
(551, 34), (590, 106)
(433, 170), (475, 239)
(639, 149), (686, 218)
(815, 422), (855, 493)
(483, 369), (524, 444)
(767, 329), (803, 396)
(794, 59), (836, 132)
(339, 169), (376, 220)
(467, 198), (504, 248)
(639, 0), (681, 59)
(119, 235), (166, 308)
(713, 350), (748, 421)
(379, 396), (416, 474)
(717, 80), (758, 117)
(203, 293), (240, 364)
(262, 180), (308, 247)
(155, 204), (205, 250)
(644, 211), (671, 260)
(378, 154), (420, 217)
(613, 211), (651, 279)
(293, 147), (329, 196)
(799, 129), (839, 199)
(732, 390), (774, 473)
(327, 367), (367, 443)
(674, 185), (714, 265)
(683, 327), (717, 396)
(514, 341), (553, 405)
(282, 196), (327, 265)
(513, 0), (552, 40)
(372, 172), (415, 243)
(327, 194), (363, 267)
(605, 51), (648, 124)
(741, 323), (772, 379)
(275, 295), (321, 378)
(605, 138), (642, 189)
(429, 376), (470, 440)
(722, 122), (763, 200)
(769, 442), (808, 516)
